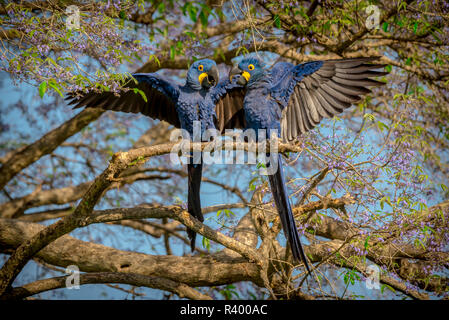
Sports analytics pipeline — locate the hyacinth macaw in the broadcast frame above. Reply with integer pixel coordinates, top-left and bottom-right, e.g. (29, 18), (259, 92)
(229, 57), (387, 271)
(66, 59), (245, 251)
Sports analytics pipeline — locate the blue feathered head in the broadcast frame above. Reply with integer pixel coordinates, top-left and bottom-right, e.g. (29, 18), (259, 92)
(186, 59), (219, 90)
(229, 57), (267, 86)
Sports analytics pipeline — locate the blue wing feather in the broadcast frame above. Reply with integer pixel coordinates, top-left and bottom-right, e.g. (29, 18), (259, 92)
(270, 61), (323, 108)
(208, 79), (246, 132)
(67, 72), (182, 127)
(132, 73), (180, 102)
(270, 62), (295, 84)
(209, 79), (243, 104)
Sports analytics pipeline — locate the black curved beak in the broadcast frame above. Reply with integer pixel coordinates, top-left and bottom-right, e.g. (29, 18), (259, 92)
(202, 65), (219, 89)
(229, 66), (247, 85)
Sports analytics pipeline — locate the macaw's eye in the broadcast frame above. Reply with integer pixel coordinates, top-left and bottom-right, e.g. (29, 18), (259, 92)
(198, 65), (204, 72)
(248, 64), (255, 71)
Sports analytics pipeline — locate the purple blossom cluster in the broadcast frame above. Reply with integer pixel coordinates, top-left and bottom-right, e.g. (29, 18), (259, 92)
(2, 2), (153, 95)
(348, 243), (368, 257)
(100, 0), (124, 13)
(294, 102), (448, 288)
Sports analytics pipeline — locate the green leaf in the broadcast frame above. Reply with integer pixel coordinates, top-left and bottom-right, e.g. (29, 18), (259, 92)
(133, 88), (148, 102)
(273, 14), (281, 28)
(414, 238), (426, 250)
(236, 46), (249, 56)
(363, 113), (375, 122)
(183, 31), (196, 39)
(248, 176), (258, 192)
(382, 22), (388, 32)
(415, 125), (424, 135)
(248, 291), (257, 300)
(256, 162), (267, 169)
(202, 237), (210, 251)
(343, 272), (349, 284)
(157, 2), (165, 14)
(224, 209), (234, 217)
(377, 121), (389, 132)
(39, 81), (47, 98)
(46, 57), (59, 68)
(48, 80), (64, 98)
(187, 4), (198, 22)
(385, 65), (392, 72)
(170, 45), (175, 60)
(413, 21), (418, 34)
(379, 196), (392, 210)
(364, 236), (371, 249)
(148, 54), (160, 67)
(380, 284), (386, 294)
(199, 10), (208, 26)
(398, 1), (408, 11)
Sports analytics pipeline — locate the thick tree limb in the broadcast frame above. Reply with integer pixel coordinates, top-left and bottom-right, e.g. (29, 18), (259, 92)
(0, 218), (260, 288)
(1, 272), (211, 300)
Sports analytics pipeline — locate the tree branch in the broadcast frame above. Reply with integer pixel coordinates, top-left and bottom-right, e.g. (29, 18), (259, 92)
(1, 272), (211, 300)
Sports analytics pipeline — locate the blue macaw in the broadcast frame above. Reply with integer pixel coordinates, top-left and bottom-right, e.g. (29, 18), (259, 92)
(229, 57), (387, 271)
(67, 59), (245, 251)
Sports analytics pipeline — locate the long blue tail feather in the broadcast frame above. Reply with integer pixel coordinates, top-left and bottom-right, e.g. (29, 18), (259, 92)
(187, 162), (203, 252)
(268, 155), (310, 272)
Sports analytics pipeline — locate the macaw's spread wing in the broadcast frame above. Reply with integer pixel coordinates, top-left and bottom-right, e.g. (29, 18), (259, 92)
(66, 73), (181, 128)
(270, 61), (296, 84)
(211, 80), (246, 133)
(270, 57), (387, 141)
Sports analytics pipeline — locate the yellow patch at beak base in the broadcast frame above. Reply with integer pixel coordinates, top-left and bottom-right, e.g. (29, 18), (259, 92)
(242, 71), (250, 81)
(198, 72), (208, 84)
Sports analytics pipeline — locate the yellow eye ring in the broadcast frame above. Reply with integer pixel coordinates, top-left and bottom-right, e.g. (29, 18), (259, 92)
(248, 64), (255, 71)
(198, 65), (204, 71)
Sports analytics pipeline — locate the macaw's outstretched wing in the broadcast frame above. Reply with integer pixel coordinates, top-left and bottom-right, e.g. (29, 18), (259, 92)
(66, 73), (181, 128)
(270, 57), (387, 141)
(210, 80), (246, 133)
